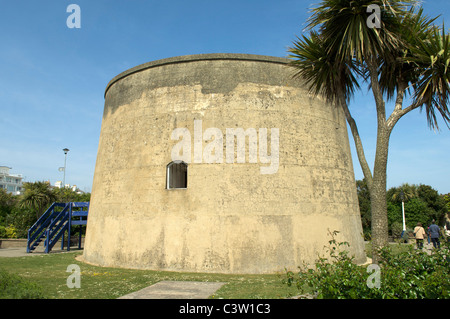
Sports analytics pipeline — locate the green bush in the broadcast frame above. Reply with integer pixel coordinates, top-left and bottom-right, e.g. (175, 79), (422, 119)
(284, 231), (450, 299)
(0, 225), (6, 238)
(4, 208), (36, 238)
(390, 222), (403, 238)
(0, 269), (46, 299)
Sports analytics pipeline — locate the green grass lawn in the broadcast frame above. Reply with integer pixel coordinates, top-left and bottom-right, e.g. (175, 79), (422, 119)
(0, 242), (417, 299)
(0, 251), (300, 299)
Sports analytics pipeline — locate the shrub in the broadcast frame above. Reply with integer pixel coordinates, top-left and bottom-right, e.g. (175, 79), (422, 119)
(376, 243), (449, 298)
(0, 225), (6, 238)
(0, 269), (46, 299)
(284, 231), (450, 299)
(390, 221), (403, 238)
(5, 224), (17, 239)
(4, 207), (37, 238)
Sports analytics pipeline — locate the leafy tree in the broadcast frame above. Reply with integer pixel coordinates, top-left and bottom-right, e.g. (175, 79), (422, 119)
(19, 181), (57, 220)
(356, 179), (371, 239)
(52, 187), (90, 203)
(385, 184), (445, 235)
(0, 188), (17, 223)
(417, 185), (447, 223)
(288, 0), (450, 262)
(3, 207), (36, 238)
(387, 200), (403, 232)
(388, 183), (418, 204)
(443, 193), (450, 213)
(405, 197), (435, 227)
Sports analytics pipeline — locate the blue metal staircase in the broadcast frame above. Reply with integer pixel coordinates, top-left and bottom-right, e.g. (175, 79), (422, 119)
(27, 202), (89, 253)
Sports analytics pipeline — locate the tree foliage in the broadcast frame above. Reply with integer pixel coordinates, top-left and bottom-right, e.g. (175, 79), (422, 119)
(20, 181), (57, 220)
(289, 0), (450, 261)
(0, 181), (90, 238)
(357, 179), (371, 239)
(357, 180), (449, 238)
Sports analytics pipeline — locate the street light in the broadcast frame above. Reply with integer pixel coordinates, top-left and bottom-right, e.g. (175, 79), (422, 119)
(63, 148), (69, 188)
(400, 190), (406, 233)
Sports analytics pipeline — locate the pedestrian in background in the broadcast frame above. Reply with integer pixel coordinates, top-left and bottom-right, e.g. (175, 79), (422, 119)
(413, 222), (426, 250)
(429, 220), (441, 249)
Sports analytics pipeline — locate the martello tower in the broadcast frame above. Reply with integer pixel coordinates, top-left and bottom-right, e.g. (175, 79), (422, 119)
(83, 54), (365, 273)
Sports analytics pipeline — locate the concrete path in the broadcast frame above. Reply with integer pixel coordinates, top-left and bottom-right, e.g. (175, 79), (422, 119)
(0, 247), (77, 257)
(118, 281), (226, 299)
(0, 248), (30, 257)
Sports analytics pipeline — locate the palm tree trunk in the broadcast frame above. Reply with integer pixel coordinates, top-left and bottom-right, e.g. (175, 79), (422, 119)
(366, 58), (391, 263)
(370, 125), (391, 263)
(339, 90), (390, 263)
(339, 97), (373, 190)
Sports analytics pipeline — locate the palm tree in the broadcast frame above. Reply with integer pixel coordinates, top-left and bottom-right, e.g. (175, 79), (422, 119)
(389, 183), (418, 203)
(20, 181), (57, 220)
(288, 0), (450, 262)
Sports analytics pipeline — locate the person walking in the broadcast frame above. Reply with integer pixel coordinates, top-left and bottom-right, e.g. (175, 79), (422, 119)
(429, 220), (441, 249)
(413, 222), (426, 250)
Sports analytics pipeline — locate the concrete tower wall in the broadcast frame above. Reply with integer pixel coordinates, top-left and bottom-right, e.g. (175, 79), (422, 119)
(83, 54), (366, 273)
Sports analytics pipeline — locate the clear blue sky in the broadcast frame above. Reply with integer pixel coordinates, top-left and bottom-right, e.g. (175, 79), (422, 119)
(0, 0), (449, 194)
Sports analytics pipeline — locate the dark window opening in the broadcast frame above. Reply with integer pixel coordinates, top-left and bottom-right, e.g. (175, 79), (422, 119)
(166, 161), (187, 189)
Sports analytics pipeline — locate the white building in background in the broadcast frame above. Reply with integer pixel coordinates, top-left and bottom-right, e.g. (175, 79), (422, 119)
(0, 166), (24, 195)
(54, 181), (80, 193)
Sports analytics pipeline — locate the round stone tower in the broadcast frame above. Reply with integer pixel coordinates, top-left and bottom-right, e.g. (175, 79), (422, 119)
(83, 53), (366, 273)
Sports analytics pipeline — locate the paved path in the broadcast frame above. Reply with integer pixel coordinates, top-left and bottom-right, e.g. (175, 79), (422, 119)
(0, 247), (76, 257)
(118, 281), (226, 299)
(0, 248), (29, 257)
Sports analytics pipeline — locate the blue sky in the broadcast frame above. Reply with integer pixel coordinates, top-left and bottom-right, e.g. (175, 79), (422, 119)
(0, 0), (449, 194)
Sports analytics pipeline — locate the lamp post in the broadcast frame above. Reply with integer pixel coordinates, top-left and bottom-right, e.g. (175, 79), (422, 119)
(63, 148), (69, 188)
(400, 190), (406, 232)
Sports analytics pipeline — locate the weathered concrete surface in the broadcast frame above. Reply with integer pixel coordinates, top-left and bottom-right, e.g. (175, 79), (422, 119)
(84, 53), (366, 274)
(118, 281), (225, 299)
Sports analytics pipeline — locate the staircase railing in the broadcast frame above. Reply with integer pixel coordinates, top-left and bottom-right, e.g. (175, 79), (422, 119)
(27, 202), (89, 253)
(44, 203), (71, 253)
(27, 202), (66, 253)
(62, 202), (89, 251)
